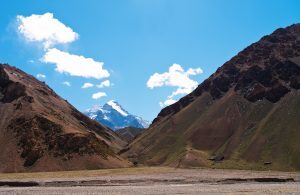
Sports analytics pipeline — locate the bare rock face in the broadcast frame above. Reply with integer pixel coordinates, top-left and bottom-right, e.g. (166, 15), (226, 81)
(0, 64), (129, 172)
(0, 66), (26, 103)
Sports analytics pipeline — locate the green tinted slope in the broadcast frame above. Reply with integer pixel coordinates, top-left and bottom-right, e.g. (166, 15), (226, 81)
(125, 91), (300, 171)
(123, 24), (300, 171)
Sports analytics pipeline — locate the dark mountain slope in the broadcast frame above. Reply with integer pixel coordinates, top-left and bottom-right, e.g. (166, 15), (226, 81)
(0, 64), (129, 173)
(123, 24), (300, 171)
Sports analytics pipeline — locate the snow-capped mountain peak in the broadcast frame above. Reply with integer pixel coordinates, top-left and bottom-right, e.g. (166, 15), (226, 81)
(84, 100), (150, 130)
(106, 100), (128, 116)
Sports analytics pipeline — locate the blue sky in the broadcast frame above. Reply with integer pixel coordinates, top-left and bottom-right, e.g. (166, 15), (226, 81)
(0, 0), (299, 121)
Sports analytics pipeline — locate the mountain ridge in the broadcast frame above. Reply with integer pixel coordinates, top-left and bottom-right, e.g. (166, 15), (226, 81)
(152, 24), (300, 125)
(123, 23), (300, 171)
(0, 64), (129, 173)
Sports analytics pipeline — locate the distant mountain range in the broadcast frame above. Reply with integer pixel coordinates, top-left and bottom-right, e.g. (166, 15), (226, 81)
(85, 100), (150, 130)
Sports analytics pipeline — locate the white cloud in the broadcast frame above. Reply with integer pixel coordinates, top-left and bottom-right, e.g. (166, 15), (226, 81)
(159, 99), (177, 108)
(17, 13), (112, 84)
(17, 13), (78, 49)
(62, 81), (71, 87)
(42, 48), (110, 79)
(97, 80), (111, 88)
(81, 82), (94, 89)
(92, 92), (107, 100)
(36, 73), (46, 79)
(147, 63), (203, 106)
(186, 67), (203, 75)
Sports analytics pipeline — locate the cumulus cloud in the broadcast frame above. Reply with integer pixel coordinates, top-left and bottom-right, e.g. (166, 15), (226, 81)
(159, 99), (177, 107)
(17, 13), (78, 49)
(81, 82), (94, 89)
(62, 81), (71, 87)
(147, 63), (203, 107)
(42, 48), (110, 79)
(36, 73), (46, 79)
(17, 12), (111, 87)
(97, 80), (111, 88)
(92, 92), (107, 100)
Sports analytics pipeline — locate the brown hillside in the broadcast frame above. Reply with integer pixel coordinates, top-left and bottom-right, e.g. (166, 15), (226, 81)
(123, 24), (300, 171)
(0, 64), (129, 173)
(116, 127), (145, 143)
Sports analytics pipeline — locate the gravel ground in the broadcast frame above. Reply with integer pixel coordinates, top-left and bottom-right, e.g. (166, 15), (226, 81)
(0, 183), (300, 194)
(0, 168), (299, 194)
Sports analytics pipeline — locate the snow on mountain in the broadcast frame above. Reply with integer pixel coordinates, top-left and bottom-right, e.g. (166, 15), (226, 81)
(84, 100), (150, 130)
(107, 100), (128, 116)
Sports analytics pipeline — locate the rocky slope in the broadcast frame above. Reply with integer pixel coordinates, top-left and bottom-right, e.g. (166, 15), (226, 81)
(123, 24), (300, 171)
(0, 64), (129, 173)
(85, 101), (149, 130)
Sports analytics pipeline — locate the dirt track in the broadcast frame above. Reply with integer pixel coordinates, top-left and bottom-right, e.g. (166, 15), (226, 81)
(0, 167), (299, 194)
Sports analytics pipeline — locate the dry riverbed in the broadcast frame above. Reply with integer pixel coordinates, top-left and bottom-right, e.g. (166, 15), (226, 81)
(0, 167), (299, 194)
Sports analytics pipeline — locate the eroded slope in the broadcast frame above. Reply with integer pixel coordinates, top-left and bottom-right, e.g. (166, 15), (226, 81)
(0, 64), (129, 172)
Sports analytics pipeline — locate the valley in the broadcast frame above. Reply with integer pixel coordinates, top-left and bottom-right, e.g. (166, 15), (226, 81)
(0, 4), (299, 193)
